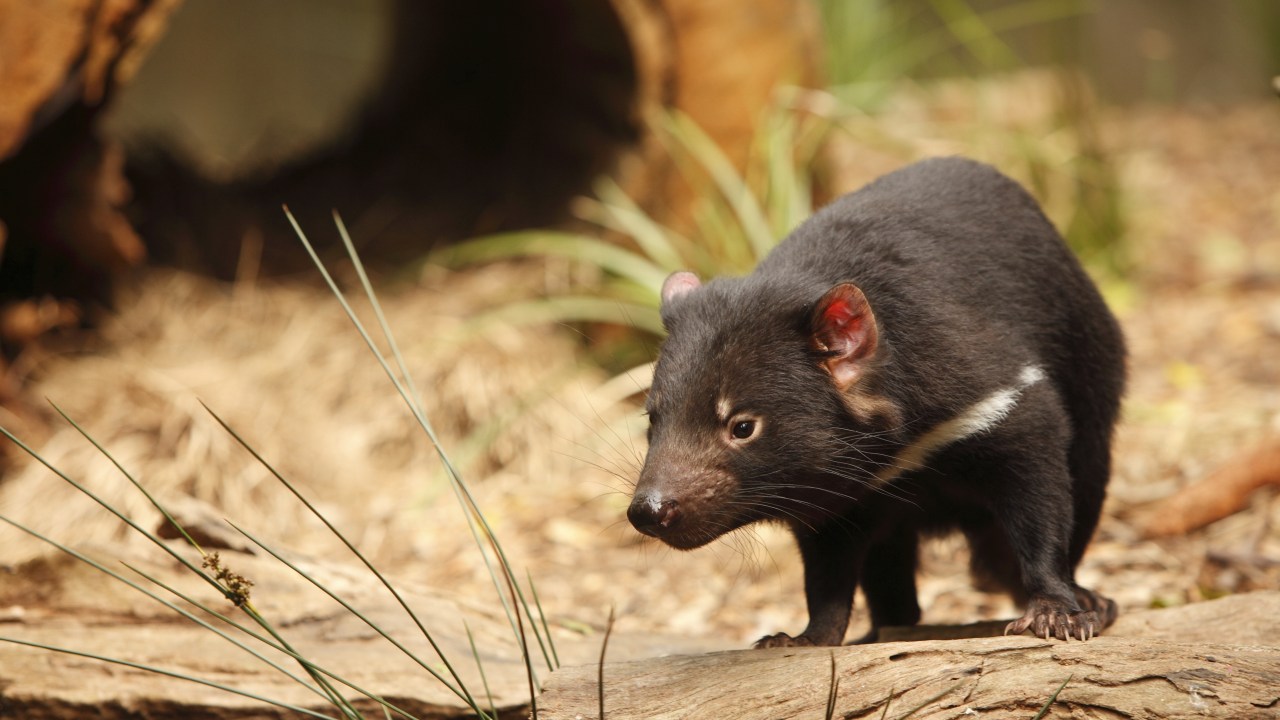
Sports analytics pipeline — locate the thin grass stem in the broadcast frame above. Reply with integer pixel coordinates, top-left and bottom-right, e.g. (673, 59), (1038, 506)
(282, 210), (531, 677)
(825, 652), (839, 720)
(223, 518), (488, 718)
(49, 401), (207, 554)
(0, 636), (339, 720)
(121, 562), (423, 720)
(597, 606), (616, 720)
(1031, 674), (1073, 720)
(0, 425), (220, 596)
(879, 687), (895, 720)
(296, 209), (558, 678)
(526, 571), (559, 669)
(464, 621), (500, 720)
(0, 515), (331, 705)
(499, 557), (537, 720)
(2, 413), (361, 716)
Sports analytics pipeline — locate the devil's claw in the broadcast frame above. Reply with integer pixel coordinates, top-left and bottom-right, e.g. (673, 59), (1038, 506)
(754, 632), (820, 649)
(1006, 597), (1107, 641)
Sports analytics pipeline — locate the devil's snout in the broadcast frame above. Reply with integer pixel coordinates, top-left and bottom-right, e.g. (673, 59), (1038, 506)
(627, 493), (682, 537)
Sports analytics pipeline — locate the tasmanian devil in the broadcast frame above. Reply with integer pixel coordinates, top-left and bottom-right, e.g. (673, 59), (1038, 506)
(627, 157), (1125, 646)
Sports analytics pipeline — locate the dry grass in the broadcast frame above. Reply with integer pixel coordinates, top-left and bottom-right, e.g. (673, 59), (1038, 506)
(2, 74), (1278, 649)
(0, 263), (638, 586)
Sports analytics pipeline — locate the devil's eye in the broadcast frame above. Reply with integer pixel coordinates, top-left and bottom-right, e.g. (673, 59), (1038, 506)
(730, 419), (757, 440)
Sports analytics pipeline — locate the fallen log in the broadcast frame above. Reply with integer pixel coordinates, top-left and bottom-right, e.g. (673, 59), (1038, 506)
(540, 592), (1280, 720)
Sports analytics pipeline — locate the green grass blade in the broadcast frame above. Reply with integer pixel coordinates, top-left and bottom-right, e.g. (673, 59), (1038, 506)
(435, 230), (669, 291)
(0, 515), (331, 705)
(0, 636), (340, 720)
(467, 296), (665, 337)
(0, 424), (221, 596)
(225, 519), (491, 718)
(120, 561), (424, 720)
(464, 622), (500, 720)
(526, 571), (559, 670)
(285, 208), (540, 679)
(1031, 674), (1073, 720)
(199, 406), (486, 718)
(590, 176), (687, 270)
(574, 195), (718, 278)
(927, 0), (1021, 70)
(48, 400), (207, 555)
(890, 0), (1090, 77)
(759, 107), (810, 239)
(687, 193), (753, 273)
(659, 109), (776, 260)
(334, 211), (559, 674)
(3, 411), (360, 716)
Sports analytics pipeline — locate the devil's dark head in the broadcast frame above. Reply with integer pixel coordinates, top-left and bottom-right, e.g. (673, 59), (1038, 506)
(627, 270), (896, 549)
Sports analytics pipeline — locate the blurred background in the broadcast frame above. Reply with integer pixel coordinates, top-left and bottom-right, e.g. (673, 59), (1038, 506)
(1, 0), (1278, 650)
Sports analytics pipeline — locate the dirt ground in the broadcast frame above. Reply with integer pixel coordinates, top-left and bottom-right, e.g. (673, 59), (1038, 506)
(2, 84), (1279, 657)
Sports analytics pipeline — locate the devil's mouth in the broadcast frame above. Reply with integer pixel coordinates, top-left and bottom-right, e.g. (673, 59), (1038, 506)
(653, 529), (720, 550)
(642, 510), (752, 550)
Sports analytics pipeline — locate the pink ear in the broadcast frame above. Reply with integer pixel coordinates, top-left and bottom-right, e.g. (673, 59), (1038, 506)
(811, 284), (879, 390)
(661, 271), (701, 306)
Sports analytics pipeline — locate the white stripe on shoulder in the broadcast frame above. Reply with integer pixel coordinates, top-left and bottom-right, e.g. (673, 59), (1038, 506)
(873, 364), (1046, 487)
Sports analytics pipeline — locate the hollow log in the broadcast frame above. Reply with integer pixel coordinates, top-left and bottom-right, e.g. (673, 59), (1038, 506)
(0, 0), (178, 353)
(0, 0), (822, 321)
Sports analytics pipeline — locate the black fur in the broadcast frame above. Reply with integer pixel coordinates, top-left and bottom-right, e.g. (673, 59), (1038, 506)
(627, 157), (1125, 645)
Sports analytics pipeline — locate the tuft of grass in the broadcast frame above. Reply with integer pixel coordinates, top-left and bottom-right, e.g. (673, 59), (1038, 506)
(0, 416), (421, 719)
(0, 208), (575, 718)
(433, 102), (830, 352)
(295, 209), (561, 677)
(439, 33), (1131, 364)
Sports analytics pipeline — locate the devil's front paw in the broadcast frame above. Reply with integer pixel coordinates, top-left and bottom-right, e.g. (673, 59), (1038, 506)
(1073, 585), (1119, 628)
(754, 632), (820, 649)
(1005, 597), (1104, 641)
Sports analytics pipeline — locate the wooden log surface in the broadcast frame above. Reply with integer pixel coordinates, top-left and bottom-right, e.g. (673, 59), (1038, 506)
(541, 591), (1280, 720)
(0, 545), (731, 719)
(2, 551), (1279, 718)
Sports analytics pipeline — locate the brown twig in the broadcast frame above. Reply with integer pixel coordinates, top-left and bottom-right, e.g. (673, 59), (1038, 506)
(1137, 435), (1280, 538)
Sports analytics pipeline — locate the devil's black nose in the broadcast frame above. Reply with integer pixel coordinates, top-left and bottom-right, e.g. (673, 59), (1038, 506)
(627, 494), (681, 537)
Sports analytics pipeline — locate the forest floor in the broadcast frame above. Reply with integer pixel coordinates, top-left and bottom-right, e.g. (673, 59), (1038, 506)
(2, 84), (1278, 657)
